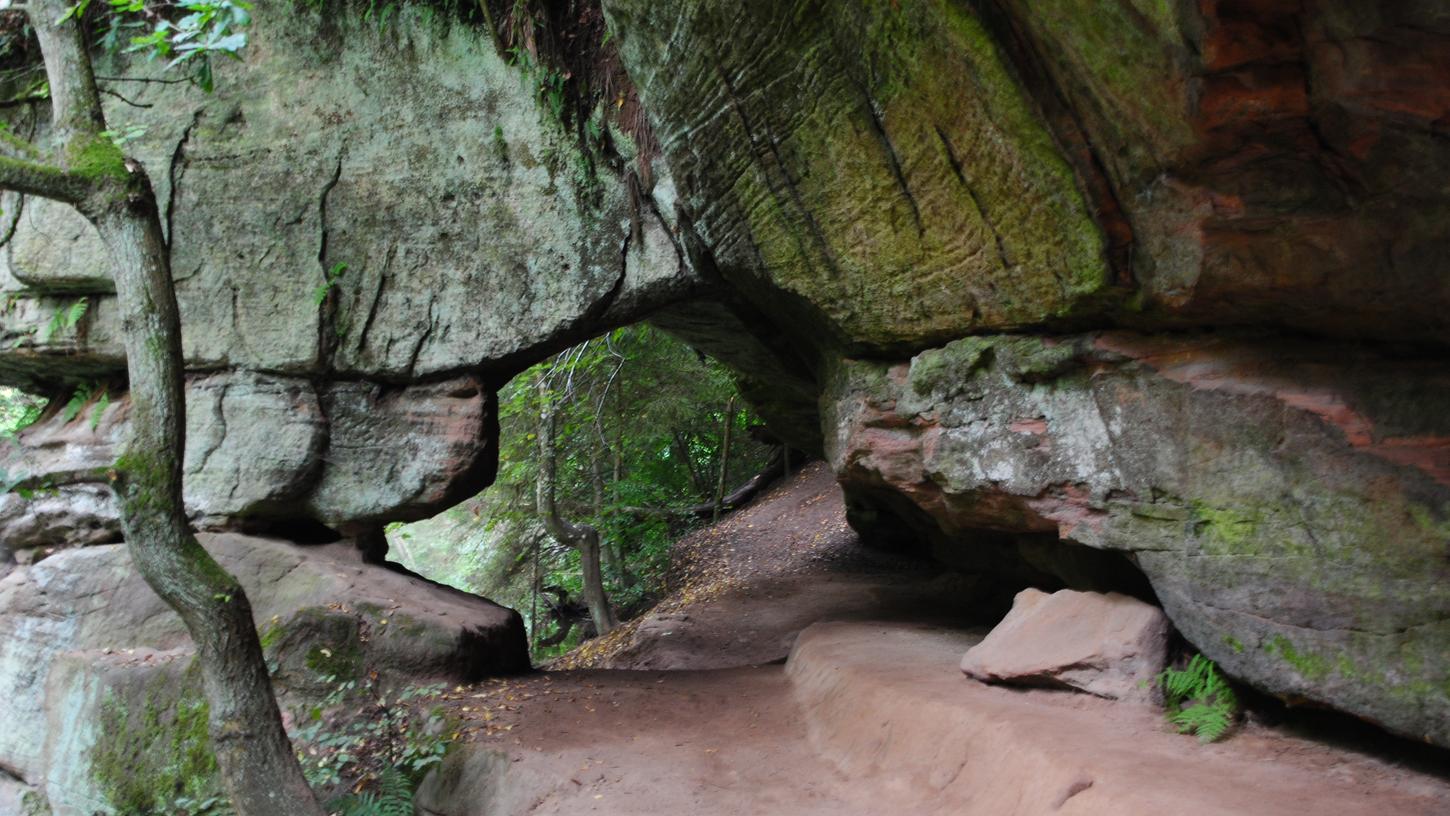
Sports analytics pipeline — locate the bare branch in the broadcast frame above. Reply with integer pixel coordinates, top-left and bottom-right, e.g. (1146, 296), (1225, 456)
(100, 87), (153, 108)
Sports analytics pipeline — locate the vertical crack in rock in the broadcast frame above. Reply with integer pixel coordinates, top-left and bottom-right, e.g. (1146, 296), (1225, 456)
(304, 151), (346, 522)
(934, 124), (1014, 273)
(859, 84), (925, 237)
(405, 293), (437, 381)
(315, 151), (346, 373)
(352, 244), (392, 361)
(164, 109), (202, 251)
(190, 377), (230, 477)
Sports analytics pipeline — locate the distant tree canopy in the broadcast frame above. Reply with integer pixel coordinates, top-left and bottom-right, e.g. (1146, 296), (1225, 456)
(391, 325), (775, 656)
(0, 386), (42, 437)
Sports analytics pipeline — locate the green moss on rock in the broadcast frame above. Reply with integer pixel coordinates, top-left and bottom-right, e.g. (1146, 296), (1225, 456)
(89, 663), (221, 815)
(1264, 635), (1332, 682)
(606, 0), (1111, 352)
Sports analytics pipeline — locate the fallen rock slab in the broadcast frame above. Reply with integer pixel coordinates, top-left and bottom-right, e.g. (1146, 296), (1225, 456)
(961, 588), (1168, 700)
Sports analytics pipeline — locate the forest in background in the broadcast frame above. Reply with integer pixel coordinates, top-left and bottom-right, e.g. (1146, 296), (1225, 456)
(389, 325), (776, 659)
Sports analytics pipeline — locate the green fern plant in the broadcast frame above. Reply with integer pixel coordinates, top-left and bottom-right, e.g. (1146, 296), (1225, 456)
(1157, 653), (1238, 743)
(330, 766), (413, 816)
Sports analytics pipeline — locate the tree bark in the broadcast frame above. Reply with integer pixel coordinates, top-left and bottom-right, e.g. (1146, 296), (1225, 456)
(20, 5), (325, 814)
(673, 430), (706, 495)
(713, 395), (737, 523)
(536, 385), (617, 635)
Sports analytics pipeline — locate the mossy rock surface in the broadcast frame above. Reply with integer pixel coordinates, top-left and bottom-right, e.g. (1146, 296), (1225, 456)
(604, 0), (1110, 354)
(826, 330), (1450, 747)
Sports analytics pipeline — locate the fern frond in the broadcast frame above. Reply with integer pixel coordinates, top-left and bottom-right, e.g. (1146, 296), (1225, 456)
(1156, 653), (1239, 743)
(377, 766), (413, 816)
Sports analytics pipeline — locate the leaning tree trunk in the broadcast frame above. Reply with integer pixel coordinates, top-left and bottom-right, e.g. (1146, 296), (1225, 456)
(536, 388), (617, 635)
(13, 5), (326, 814)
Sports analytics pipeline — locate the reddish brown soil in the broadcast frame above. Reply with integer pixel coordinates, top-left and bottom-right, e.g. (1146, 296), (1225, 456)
(416, 464), (1450, 816)
(552, 462), (977, 671)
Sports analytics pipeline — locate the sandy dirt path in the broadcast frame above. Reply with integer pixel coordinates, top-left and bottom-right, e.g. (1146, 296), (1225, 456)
(416, 464), (1450, 815)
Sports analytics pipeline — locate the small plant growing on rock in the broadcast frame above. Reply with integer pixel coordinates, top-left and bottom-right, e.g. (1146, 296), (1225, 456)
(1157, 654), (1238, 743)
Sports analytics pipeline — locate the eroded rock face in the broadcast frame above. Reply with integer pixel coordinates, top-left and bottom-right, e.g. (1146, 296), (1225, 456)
(605, 0), (1112, 353)
(826, 332), (1450, 744)
(0, 7), (698, 537)
(0, 0), (1446, 754)
(0, 533), (528, 814)
(960, 588), (1169, 701)
(0, 371), (494, 533)
(606, 1), (1450, 351)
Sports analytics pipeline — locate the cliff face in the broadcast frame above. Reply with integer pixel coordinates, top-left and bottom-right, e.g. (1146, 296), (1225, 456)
(599, 0), (1450, 746)
(0, 0), (1445, 766)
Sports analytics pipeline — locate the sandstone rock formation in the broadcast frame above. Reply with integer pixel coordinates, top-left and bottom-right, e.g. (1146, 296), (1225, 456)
(600, 0), (1450, 745)
(0, 0), (1445, 771)
(960, 588), (1169, 701)
(0, 533), (527, 813)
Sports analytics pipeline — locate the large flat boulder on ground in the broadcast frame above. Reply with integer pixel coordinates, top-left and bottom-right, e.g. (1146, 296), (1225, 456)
(961, 588), (1169, 701)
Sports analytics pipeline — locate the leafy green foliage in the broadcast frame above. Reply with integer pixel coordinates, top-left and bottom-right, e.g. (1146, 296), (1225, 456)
(0, 386), (46, 497)
(0, 386), (43, 438)
(330, 766), (413, 816)
(391, 326), (772, 660)
(117, 0), (252, 91)
(34, 296), (88, 344)
(313, 261), (348, 305)
(292, 671), (453, 808)
(60, 381), (91, 422)
(63, 0), (253, 92)
(1158, 653), (1238, 743)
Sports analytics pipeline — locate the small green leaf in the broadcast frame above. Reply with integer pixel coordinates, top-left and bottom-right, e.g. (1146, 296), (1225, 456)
(90, 390), (110, 430)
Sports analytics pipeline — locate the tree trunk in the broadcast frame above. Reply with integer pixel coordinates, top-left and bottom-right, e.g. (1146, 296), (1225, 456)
(95, 195), (324, 816)
(536, 385), (617, 635)
(19, 5), (325, 814)
(673, 431), (706, 495)
(713, 395), (737, 523)
(577, 527), (616, 635)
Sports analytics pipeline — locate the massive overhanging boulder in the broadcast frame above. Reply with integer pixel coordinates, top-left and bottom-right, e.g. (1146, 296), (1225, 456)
(600, 0), (1450, 746)
(604, 0), (1450, 353)
(0, 7), (697, 540)
(604, 0), (1115, 353)
(824, 332), (1450, 745)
